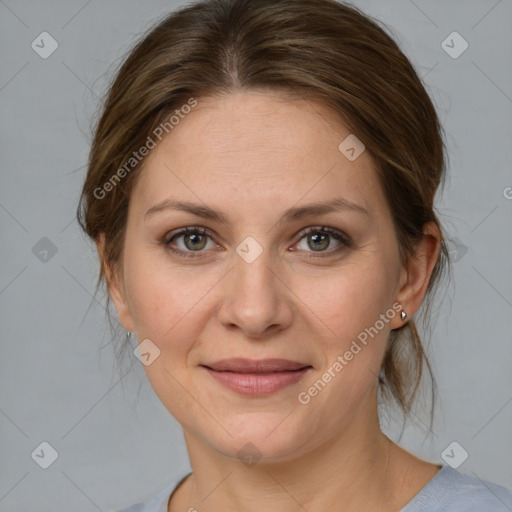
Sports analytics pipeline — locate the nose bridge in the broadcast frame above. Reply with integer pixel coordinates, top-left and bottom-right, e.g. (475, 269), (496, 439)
(234, 236), (274, 294)
(217, 235), (292, 337)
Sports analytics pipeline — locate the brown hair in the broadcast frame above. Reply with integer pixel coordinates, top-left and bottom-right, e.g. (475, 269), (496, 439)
(77, 0), (452, 430)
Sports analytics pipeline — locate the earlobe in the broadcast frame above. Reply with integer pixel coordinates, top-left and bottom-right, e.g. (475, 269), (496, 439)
(393, 222), (441, 328)
(95, 233), (135, 332)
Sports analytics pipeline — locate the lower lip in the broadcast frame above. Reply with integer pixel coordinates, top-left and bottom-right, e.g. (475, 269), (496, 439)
(202, 367), (312, 396)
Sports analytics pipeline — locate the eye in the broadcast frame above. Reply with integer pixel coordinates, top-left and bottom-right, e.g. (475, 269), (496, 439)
(162, 225), (351, 259)
(163, 227), (218, 257)
(293, 226), (351, 257)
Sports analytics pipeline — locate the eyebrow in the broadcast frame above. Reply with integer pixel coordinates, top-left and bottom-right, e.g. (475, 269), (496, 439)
(144, 197), (369, 224)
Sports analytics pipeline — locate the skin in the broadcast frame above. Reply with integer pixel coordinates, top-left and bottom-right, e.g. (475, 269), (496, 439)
(97, 90), (442, 512)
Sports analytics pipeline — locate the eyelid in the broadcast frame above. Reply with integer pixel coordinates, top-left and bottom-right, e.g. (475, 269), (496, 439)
(164, 226), (211, 243)
(163, 225), (351, 257)
(295, 225), (351, 245)
(164, 226), (217, 248)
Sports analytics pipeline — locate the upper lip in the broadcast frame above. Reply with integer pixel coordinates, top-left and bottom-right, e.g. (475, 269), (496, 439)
(201, 358), (312, 373)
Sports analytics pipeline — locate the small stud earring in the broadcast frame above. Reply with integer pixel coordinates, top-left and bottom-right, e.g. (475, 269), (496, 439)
(400, 310), (407, 321)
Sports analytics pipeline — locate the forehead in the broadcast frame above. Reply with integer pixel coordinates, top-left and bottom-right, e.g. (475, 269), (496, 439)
(131, 91), (387, 222)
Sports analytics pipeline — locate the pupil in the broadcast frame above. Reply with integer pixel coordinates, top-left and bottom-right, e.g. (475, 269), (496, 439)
(309, 233), (328, 251)
(186, 233), (205, 250)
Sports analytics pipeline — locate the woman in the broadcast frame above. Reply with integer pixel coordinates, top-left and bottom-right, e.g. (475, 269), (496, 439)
(77, 0), (512, 511)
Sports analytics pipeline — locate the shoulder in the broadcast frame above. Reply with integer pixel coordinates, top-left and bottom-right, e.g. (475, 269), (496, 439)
(111, 479), (180, 512)
(400, 465), (512, 512)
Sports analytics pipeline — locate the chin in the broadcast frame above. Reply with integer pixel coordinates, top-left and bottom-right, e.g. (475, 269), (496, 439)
(200, 415), (314, 464)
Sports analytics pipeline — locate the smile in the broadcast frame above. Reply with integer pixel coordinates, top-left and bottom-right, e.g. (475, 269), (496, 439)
(200, 363), (313, 396)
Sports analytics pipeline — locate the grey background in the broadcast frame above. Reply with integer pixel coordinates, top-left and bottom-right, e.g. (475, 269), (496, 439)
(0, 0), (511, 511)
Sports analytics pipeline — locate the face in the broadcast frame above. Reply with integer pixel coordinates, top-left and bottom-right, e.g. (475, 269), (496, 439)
(105, 90), (424, 463)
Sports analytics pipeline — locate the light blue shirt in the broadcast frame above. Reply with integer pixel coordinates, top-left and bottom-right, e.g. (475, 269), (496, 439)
(113, 465), (512, 511)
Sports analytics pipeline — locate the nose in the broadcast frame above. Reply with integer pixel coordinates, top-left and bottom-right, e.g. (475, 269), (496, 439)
(216, 244), (294, 339)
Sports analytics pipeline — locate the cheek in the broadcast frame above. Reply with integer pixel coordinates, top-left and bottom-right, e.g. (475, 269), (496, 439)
(293, 265), (393, 425)
(293, 258), (393, 340)
(292, 258), (395, 405)
(122, 252), (212, 420)
(123, 247), (217, 349)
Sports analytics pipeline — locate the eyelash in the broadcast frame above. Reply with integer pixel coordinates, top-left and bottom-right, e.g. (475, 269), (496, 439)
(162, 226), (351, 259)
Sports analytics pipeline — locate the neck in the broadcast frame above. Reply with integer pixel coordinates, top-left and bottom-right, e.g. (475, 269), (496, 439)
(173, 391), (404, 512)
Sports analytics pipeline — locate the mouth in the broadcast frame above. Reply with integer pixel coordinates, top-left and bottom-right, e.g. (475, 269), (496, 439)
(199, 358), (313, 396)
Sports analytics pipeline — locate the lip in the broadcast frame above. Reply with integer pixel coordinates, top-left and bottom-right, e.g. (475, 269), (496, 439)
(200, 358), (313, 396)
(201, 358), (311, 372)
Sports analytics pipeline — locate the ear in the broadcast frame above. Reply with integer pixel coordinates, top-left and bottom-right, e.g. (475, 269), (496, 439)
(95, 233), (135, 332)
(391, 221), (441, 329)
